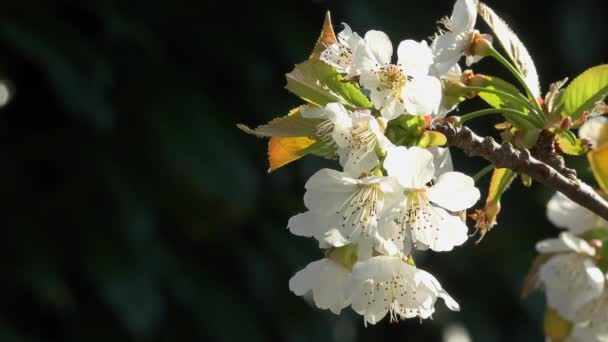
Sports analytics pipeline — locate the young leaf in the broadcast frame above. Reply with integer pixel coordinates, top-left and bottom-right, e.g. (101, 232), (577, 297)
(309, 12), (337, 60)
(267, 136), (316, 172)
(559, 65), (608, 120)
(285, 59), (372, 109)
(417, 131), (447, 148)
(237, 107), (323, 138)
(476, 75), (528, 111)
(544, 78), (568, 114)
(556, 132), (590, 156)
(478, 2), (541, 99)
(588, 144), (608, 194)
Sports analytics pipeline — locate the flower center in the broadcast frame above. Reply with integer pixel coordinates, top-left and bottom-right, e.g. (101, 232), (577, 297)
(396, 192), (442, 249)
(336, 183), (383, 240)
(362, 274), (422, 322)
(375, 64), (408, 92)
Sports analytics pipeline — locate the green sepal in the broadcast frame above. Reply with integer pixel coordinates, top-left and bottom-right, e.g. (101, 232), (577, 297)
(285, 59), (372, 109)
(385, 114), (427, 147)
(329, 244), (359, 270)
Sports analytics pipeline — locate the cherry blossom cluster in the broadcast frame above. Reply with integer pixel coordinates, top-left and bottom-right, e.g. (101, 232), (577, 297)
(535, 116), (608, 341)
(239, 0), (608, 335)
(287, 0), (484, 325)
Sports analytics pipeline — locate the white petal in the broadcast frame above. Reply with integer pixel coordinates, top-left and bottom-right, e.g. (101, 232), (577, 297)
(362, 30), (393, 66)
(449, 0), (478, 33)
(304, 169), (359, 215)
(402, 75), (442, 115)
(369, 88), (388, 110)
(431, 32), (466, 76)
(539, 254), (605, 320)
(289, 259), (351, 314)
(287, 211), (321, 238)
(427, 172), (480, 212)
(384, 146), (435, 189)
(547, 191), (607, 234)
(412, 206), (469, 252)
(579, 116), (608, 148)
(289, 260), (323, 296)
(397, 40), (434, 75)
(429, 147), (454, 175)
(315, 259), (352, 314)
(380, 95), (405, 120)
(338, 145), (379, 177)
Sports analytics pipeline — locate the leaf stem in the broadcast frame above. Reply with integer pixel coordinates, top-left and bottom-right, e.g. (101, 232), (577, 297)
(461, 86), (544, 127)
(472, 164), (495, 183)
(460, 108), (531, 124)
(487, 46), (545, 118)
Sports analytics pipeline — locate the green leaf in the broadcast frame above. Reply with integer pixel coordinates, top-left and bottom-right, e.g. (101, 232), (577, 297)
(556, 130), (590, 155)
(385, 114), (427, 147)
(560, 64), (608, 120)
(473, 75), (536, 129)
(285, 59), (372, 109)
(477, 75), (525, 110)
(478, 2), (541, 99)
(237, 106), (323, 138)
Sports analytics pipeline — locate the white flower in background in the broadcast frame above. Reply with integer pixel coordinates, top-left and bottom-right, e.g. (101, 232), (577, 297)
(536, 232), (605, 320)
(431, 0), (492, 76)
(348, 256), (459, 325)
(352, 31), (442, 119)
(383, 146), (480, 252)
(303, 103), (393, 177)
(567, 291), (608, 342)
(289, 258), (352, 314)
(547, 191), (608, 234)
(288, 168), (402, 253)
(579, 115), (608, 149)
(321, 23), (363, 77)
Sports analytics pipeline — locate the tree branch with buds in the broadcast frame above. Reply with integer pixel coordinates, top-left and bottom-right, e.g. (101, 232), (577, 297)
(430, 119), (608, 221)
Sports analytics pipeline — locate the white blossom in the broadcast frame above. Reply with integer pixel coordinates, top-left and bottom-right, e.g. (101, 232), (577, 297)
(320, 23), (363, 76)
(566, 291), (608, 342)
(536, 232), (605, 320)
(289, 258), (352, 314)
(347, 256), (459, 325)
(288, 168), (402, 254)
(383, 146), (480, 252)
(547, 191), (608, 234)
(302, 103), (393, 177)
(431, 0), (492, 76)
(352, 31), (442, 120)
(579, 115), (608, 149)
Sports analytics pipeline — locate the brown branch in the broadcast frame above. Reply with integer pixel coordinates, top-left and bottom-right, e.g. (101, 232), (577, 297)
(430, 120), (608, 221)
(530, 130), (577, 181)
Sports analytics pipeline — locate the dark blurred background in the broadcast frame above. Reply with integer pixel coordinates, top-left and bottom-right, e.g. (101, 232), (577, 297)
(0, 0), (606, 341)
